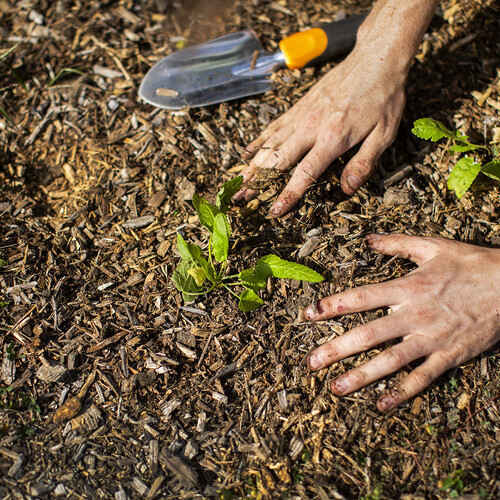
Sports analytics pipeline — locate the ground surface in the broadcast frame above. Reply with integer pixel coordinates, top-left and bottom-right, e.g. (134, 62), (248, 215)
(0, 0), (499, 498)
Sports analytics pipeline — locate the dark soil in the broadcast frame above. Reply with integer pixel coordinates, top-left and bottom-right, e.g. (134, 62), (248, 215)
(1, 0), (499, 498)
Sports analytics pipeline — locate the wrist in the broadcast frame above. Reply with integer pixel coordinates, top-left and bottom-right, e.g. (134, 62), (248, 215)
(354, 0), (440, 74)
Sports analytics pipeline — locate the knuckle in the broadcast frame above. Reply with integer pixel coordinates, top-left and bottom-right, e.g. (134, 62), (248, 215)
(389, 233), (412, 247)
(435, 349), (458, 369)
(264, 136), (281, 150)
(272, 147), (288, 166)
(350, 368), (368, 387)
(411, 367), (434, 390)
(382, 348), (407, 369)
(352, 156), (375, 176)
(351, 288), (368, 308)
(295, 161), (317, 180)
(413, 307), (432, 325)
(324, 113), (348, 140)
(244, 142), (259, 158)
(302, 109), (322, 131)
(357, 325), (378, 349)
(264, 120), (282, 135)
(406, 273), (433, 293)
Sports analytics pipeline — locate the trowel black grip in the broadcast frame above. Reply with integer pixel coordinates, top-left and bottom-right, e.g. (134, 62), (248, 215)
(279, 13), (368, 70)
(313, 13), (367, 65)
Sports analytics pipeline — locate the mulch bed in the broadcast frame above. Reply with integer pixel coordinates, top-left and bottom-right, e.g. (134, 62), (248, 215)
(0, 0), (499, 498)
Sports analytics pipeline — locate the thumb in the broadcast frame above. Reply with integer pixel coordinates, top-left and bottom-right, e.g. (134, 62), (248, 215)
(366, 234), (444, 266)
(340, 132), (385, 194)
(340, 122), (401, 194)
(340, 153), (376, 194)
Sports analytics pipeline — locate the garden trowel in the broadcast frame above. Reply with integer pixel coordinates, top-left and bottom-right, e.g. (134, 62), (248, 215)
(139, 13), (366, 110)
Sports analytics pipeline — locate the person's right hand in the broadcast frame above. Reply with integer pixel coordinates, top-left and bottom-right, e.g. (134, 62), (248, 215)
(232, 42), (406, 217)
(305, 234), (500, 411)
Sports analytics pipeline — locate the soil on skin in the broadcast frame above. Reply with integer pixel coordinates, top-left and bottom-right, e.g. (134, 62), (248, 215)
(1, 0), (499, 498)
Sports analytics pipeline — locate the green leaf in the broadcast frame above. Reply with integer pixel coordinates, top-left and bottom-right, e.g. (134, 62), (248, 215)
(187, 266), (207, 286)
(256, 254), (324, 282)
(238, 267), (269, 292)
(192, 193), (220, 232)
(449, 142), (478, 153)
(216, 176), (244, 213)
(412, 118), (459, 142)
(177, 233), (193, 261)
(187, 244), (216, 282)
(176, 234), (215, 282)
(481, 160), (500, 181)
(172, 260), (202, 302)
(447, 157), (482, 199)
(212, 213), (229, 262)
(238, 289), (264, 312)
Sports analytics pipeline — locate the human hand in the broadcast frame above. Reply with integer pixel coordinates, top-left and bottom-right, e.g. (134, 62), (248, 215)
(305, 234), (500, 412)
(232, 45), (407, 217)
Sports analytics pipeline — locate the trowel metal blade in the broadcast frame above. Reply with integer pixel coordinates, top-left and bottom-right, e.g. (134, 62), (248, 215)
(139, 30), (276, 110)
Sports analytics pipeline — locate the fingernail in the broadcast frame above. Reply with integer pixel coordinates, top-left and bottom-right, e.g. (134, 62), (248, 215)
(365, 233), (381, 246)
(232, 190), (246, 202)
(308, 351), (325, 370)
(378, 395), (395, 412)
(347, 174), (362, 191)
(332, 377), (350, 395)
(269, 204), (282, 217)
(304, 305), (317, 320)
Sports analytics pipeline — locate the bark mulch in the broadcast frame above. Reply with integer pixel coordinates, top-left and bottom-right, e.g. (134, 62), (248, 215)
(0, 0), (499, 498)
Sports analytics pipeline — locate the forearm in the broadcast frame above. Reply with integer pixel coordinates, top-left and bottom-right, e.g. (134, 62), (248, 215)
(354, 0), (440, 75)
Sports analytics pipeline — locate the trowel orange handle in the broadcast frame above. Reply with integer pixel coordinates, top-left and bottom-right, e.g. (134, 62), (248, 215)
(279, 13), (367, 70)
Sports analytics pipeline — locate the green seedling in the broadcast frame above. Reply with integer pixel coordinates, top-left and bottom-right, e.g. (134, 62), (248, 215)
(412, 118), (500, 198)
(172, 176), (324, 312)
(48, 67), (87, 87)
(439, 469), (465, 497)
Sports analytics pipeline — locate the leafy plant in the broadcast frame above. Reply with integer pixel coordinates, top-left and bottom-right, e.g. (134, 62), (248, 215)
(291, 468), (304, 484)
(439, 469), (465, 497)
(6, 342), (25, 362)
(0, 387), (38, 411)
(301, 448), (312, 462)
(0, 385), (40, 430)
(172, 176), (324, 312)
(412, 118), (500, 198)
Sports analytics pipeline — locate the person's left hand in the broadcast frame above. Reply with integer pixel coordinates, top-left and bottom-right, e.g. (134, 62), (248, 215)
(305, 233), (500, 411)
(231, 40), (407, 217)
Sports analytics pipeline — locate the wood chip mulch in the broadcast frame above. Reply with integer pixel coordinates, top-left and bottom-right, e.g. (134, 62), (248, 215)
(0, 0), (499, 498)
